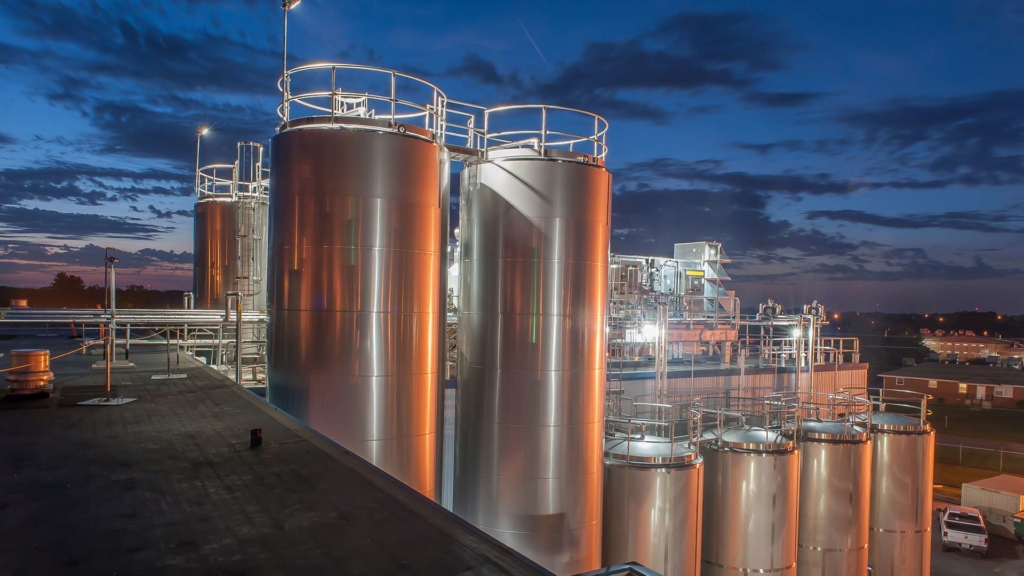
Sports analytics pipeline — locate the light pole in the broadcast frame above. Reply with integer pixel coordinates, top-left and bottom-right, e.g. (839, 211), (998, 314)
(195, 126), (210, 196)
(282, 0), (303, 123)
(105, 253), (120, 399)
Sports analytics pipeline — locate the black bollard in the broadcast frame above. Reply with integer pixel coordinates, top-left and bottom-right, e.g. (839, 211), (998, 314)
(250, 428), (263, 449)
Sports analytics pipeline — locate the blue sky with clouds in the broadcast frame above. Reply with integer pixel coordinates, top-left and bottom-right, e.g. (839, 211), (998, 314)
(1, 0), (1023, 311)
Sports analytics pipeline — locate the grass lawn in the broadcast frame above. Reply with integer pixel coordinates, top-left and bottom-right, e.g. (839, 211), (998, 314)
(927, 403), (1024, 443)
(933, 462), (1006, 501)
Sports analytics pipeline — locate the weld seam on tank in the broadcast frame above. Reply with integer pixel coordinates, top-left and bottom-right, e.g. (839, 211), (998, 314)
(869, 527), (931, 534)
(701, 558), (797, 572)
(797, 543), (869, 552)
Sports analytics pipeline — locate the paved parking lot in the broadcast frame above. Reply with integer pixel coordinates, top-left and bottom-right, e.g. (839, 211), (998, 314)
(931, 501), (1024, 575)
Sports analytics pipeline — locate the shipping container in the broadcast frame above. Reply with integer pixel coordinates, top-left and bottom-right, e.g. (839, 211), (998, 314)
(961, 475), (1024, 539)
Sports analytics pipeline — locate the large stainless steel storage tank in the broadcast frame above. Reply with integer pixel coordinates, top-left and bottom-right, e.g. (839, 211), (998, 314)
(453, 105), (611, 575)
(700, 426), (800, 576)
(602, 405), (704, 576)
(194, 163), (239, 310)
(796, 420), (871, 576)
(267, 64), (448, 500)
(866, 406), (935, 576)
(193, 143), (270, 312)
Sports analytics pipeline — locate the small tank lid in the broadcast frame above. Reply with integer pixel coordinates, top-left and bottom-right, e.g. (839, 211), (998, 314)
(800, 420), (868, 442)
(859, 411), (933, 433)
(10, 349), (49, 356)
(701, 426), (795, 452)
(604, 435), (698, 466)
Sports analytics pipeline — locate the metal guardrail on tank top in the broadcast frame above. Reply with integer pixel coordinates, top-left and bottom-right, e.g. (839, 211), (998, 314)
(445, 100), (609, 159)
(277, 63), (448, 140)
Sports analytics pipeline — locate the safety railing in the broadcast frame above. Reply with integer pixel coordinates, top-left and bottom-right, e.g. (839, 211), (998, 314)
(196, 164), (235, 200)
(605, 396), (702, 464)
(277, 63), (447, 141)
(767, 390), (872, 433)
(478, 104), (608, 159)
(445, 99), (487, 149)
(819, 337), (860, 364)
(846, 387), (932, 429)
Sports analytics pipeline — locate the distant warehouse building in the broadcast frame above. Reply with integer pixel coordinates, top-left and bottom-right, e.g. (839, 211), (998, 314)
(923, 335), (1024, 362)
(881, 364), (1024, 409)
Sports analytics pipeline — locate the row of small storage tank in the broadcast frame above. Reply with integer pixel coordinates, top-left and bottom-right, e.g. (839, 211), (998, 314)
(603, 403), (935, 576)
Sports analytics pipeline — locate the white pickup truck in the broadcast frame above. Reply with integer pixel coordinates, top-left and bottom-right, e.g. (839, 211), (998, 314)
(940, 505), (989, 556)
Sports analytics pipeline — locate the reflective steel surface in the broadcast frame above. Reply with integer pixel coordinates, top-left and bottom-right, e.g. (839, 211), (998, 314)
(267, 126), (443, 499)
(602, 447), (704, 576)
(454, 153), (612, 575)
(194, 200), (239, 310)
(701, 435), (800, 576)
(796, 433), (871, 576)
(867, 427), (935, 576)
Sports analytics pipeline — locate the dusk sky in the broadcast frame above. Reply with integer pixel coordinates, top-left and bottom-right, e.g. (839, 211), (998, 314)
(1, 0), (1023, 312)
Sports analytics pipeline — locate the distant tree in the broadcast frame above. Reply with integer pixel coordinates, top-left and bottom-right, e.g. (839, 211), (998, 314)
(49, 272), (86, 293)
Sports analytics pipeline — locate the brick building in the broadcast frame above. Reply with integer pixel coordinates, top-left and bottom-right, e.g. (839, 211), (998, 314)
(922, 335), (1023, 361)
(881, 364), (1024, 409)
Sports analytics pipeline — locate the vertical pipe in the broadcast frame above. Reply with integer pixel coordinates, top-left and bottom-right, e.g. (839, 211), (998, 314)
(435, 148), (451, 503)
(281, 4), (288, 122)
(807, 315), (815, 394)
(236, 294), (243, 385)
(105, 326), (112, 400)
(166, 325), (171, 376)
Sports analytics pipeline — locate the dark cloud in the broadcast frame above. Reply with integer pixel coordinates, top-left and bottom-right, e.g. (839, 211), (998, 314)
(838, 90), (1024, 184)
(686, 104), (723, 116)
(621, 157), (962, 196)
(444, 53), (522, 89)
(53, 94), (274, 168)
(147, 205), (192, 219)
(0, 242), (191, 267)
(445, 11), (807, 122)
(804, 255), (1020, 282)
(0, 132), (15, 147)
(0, 162), (189, 206)
(2, 1), (280, 96)
(732, 138), (851, 156)
(611, 186), (861, 259)
(0, 207), (170, 240)
(739, 90), (825, 108)
(806, 209), (1024, 234)
(0, 241), (192, 286)
(0, 1), (277, 168)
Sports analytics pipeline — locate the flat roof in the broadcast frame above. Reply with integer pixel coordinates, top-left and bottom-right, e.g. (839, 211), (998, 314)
(880, 363), (1024, 387)
(0, 336), (546, 575)
(964, 474), (1024, 496)
(925, 335), (1009, 345)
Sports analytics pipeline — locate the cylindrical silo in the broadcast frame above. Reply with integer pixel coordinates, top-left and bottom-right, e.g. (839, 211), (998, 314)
(603, 434), (704, 576)
(701, 426), (800, 576)
(866, 412), (935, 576)
(267, 65), (448, 500)
(796, 420), (871, 576)
(454, 107), (612, 575)
(193, 166), (238, 310)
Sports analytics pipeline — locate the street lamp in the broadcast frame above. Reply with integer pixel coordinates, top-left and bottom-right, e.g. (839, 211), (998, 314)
(195, 126), (210, 196)
(282, 0), (303, 123)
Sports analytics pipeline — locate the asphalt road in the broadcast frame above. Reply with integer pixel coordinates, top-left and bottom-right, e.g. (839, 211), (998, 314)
(931, 500), (1024, 576)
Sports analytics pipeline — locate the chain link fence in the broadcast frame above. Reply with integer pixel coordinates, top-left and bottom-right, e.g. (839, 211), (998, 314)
(936, 442), (1024, 475)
